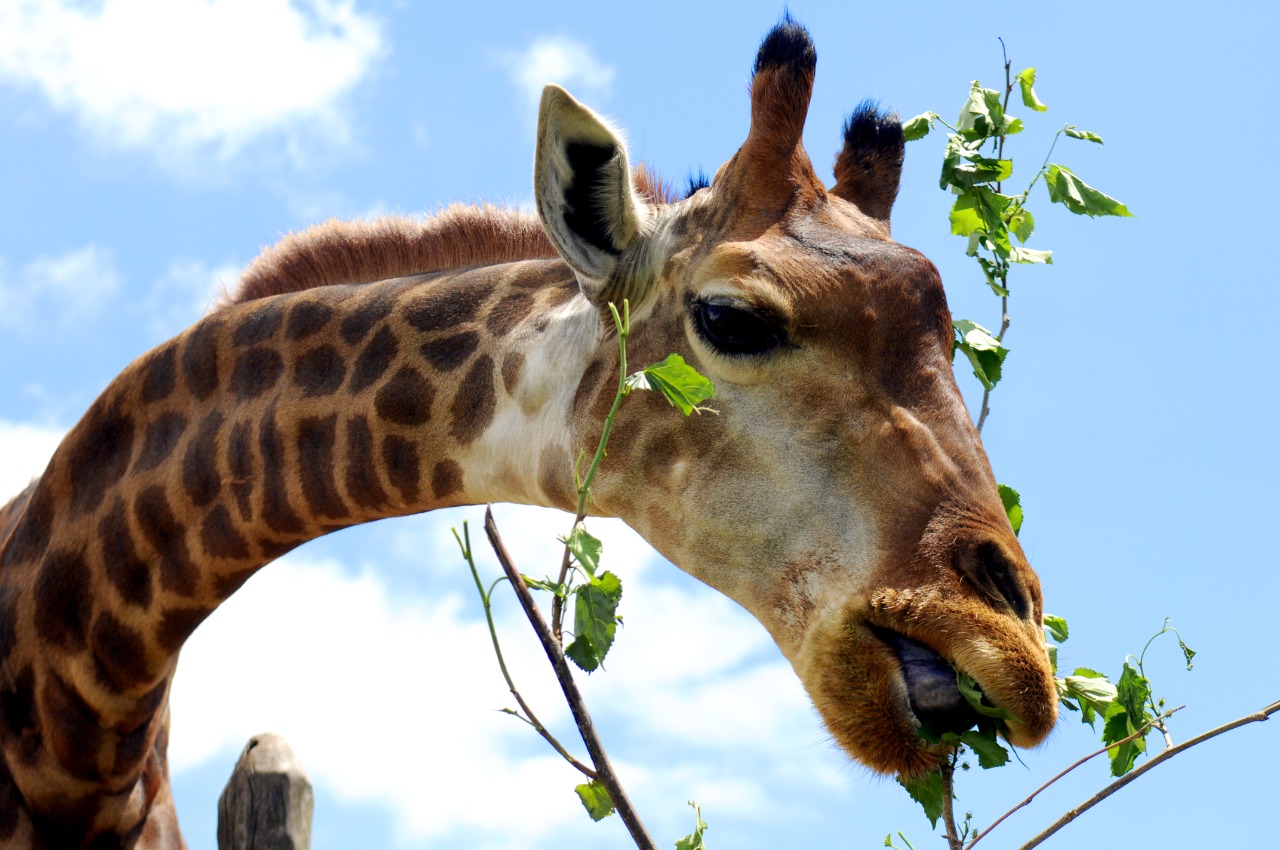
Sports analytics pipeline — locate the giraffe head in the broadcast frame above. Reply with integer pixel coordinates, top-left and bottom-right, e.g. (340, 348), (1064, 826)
(534, 20), (1056, 777)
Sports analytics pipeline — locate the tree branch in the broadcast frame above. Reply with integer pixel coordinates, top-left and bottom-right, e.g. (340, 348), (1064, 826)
(966, 706), (1183, 848)
(457, 525), (598, 781)
(940, 758), (963, 850)
(483, 508), (658, 850)
(1017, 700), (1280, 849)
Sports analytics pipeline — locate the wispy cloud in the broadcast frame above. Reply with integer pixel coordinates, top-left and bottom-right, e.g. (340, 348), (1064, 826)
(0, 245), (121, 331)
(170, 548), (590, 844)
(0, 420), (64, 500)
(498, 35), (616, 117)
(170, 505), (835, 846)
(0, 0), (383, 164)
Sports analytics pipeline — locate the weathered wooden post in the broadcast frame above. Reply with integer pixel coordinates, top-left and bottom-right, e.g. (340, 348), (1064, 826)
(217, 733), (314, 850)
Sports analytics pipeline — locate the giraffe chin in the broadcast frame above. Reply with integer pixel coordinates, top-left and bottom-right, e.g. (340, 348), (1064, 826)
(792, 592), (1058, 780)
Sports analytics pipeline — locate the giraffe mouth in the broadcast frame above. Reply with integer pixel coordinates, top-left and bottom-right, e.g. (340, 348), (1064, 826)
(872, 627), (984, 735)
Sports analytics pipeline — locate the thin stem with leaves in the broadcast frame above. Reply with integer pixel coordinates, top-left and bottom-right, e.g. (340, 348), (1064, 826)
(550, 300), (632, 642)
(481, 510), (658, 850)
(455, 523), (597, 779)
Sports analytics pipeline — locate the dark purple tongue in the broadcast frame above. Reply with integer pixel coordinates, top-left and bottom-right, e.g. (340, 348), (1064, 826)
(879, 630), (980, 735)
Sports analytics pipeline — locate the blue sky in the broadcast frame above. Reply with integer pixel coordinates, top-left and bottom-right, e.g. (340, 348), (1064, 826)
(1, 1), (1276, 848)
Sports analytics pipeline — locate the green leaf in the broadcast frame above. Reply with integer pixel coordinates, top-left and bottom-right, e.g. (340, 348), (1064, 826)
(953, 319), (1000, 351)
(1115, 661), (1152, 722)
(956, 672), (1017, 722)
(940, 140), (1013, 190)
(564, 571), (623, 672)
(960, 728), (1010, 769)
(1046, 643), (1059, 674)
(1102, 662), (1153, 776)
(633, 354), (715, 415)
(902, 112), (938, 142)
(1179, 637), (1197, 670)
(1015, 68), (1048, 112)
(1008, 206), (1035, 242)
(1010, 246), (1053, 265)
(956, 82), (1008, 142)
(1102, 701), (1148, 776)
(948, 186), (1010, 237)
(564, 525), (603, 578)
(1044, 164), (1133, 217)
(952, 319), (1009, 391)
(948, 194), (985, 236)
(564, 635), (598, 672)
(1063, 671), (1118, 727)
(1042, 614), (1069, 643)
(675, 801), (709, 850)
(574, 780), (616, 821)
(1064, 125), (1104, 144)
(522, 575), (568, 596)
(897, 770), (944, 829)
(998, 484), (1023, 535)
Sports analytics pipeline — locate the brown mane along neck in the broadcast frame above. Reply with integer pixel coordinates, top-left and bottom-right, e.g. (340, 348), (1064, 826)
(229, 165), (678, 308)
(228, 205), (557, 306)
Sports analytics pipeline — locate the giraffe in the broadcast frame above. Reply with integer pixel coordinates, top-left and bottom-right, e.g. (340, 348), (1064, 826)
(0, 19), (1057, 849)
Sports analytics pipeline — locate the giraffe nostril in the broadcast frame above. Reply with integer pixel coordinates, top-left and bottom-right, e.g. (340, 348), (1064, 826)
(962, 540), (1032, 620)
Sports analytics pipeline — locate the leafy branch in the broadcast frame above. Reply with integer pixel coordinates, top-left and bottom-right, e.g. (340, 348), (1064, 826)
(900, 42), (1279, 850)
(456, 522), (597, 779)
(905, 49), (1131, 435)
(456, 299), (715, 847)
(479, 510), (656, 848)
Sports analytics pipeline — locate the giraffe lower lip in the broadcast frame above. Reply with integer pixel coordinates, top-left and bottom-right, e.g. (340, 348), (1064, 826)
(874, 628), (981, 735)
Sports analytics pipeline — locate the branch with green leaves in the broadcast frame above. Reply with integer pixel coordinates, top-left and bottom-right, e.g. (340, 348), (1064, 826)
(896, 615), (1200, 850)
(455, 299), (715, 849)
(904, 50), (1131, 434)
(894, 44), (1277, 850)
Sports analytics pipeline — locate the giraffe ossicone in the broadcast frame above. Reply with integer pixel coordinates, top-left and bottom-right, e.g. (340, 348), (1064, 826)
(0, 18), (1056, 848)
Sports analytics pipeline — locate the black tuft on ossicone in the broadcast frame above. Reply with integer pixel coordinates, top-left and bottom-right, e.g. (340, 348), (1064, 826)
(683, 168), (711, 199)
(842, 99), (905, 163)
(753, 11), (816, 78)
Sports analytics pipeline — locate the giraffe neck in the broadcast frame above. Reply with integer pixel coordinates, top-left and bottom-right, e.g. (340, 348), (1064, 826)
(0, 257), (598, 836)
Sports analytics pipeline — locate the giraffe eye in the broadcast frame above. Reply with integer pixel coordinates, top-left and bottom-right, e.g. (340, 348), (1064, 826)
(691, 299), (786, 356)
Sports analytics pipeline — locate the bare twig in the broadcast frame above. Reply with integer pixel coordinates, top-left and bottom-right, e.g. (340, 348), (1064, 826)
(939, 758), (963, 850)
(483, 508), (658, 850)
(1017, 699), (1280, 849)
(966, 705), (1184, 849)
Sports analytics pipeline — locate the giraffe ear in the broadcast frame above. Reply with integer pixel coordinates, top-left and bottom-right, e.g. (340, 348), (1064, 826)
(534, 85), (651, 300)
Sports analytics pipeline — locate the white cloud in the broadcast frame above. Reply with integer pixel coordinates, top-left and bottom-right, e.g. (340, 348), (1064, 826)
(170, 504), (848, 846)
(0, 420), (64, 501)
(0, 245), (121, 331)
(499, 35), (615, 115)
(172, 550), (596, 844)
(0, 0), (383, 161)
